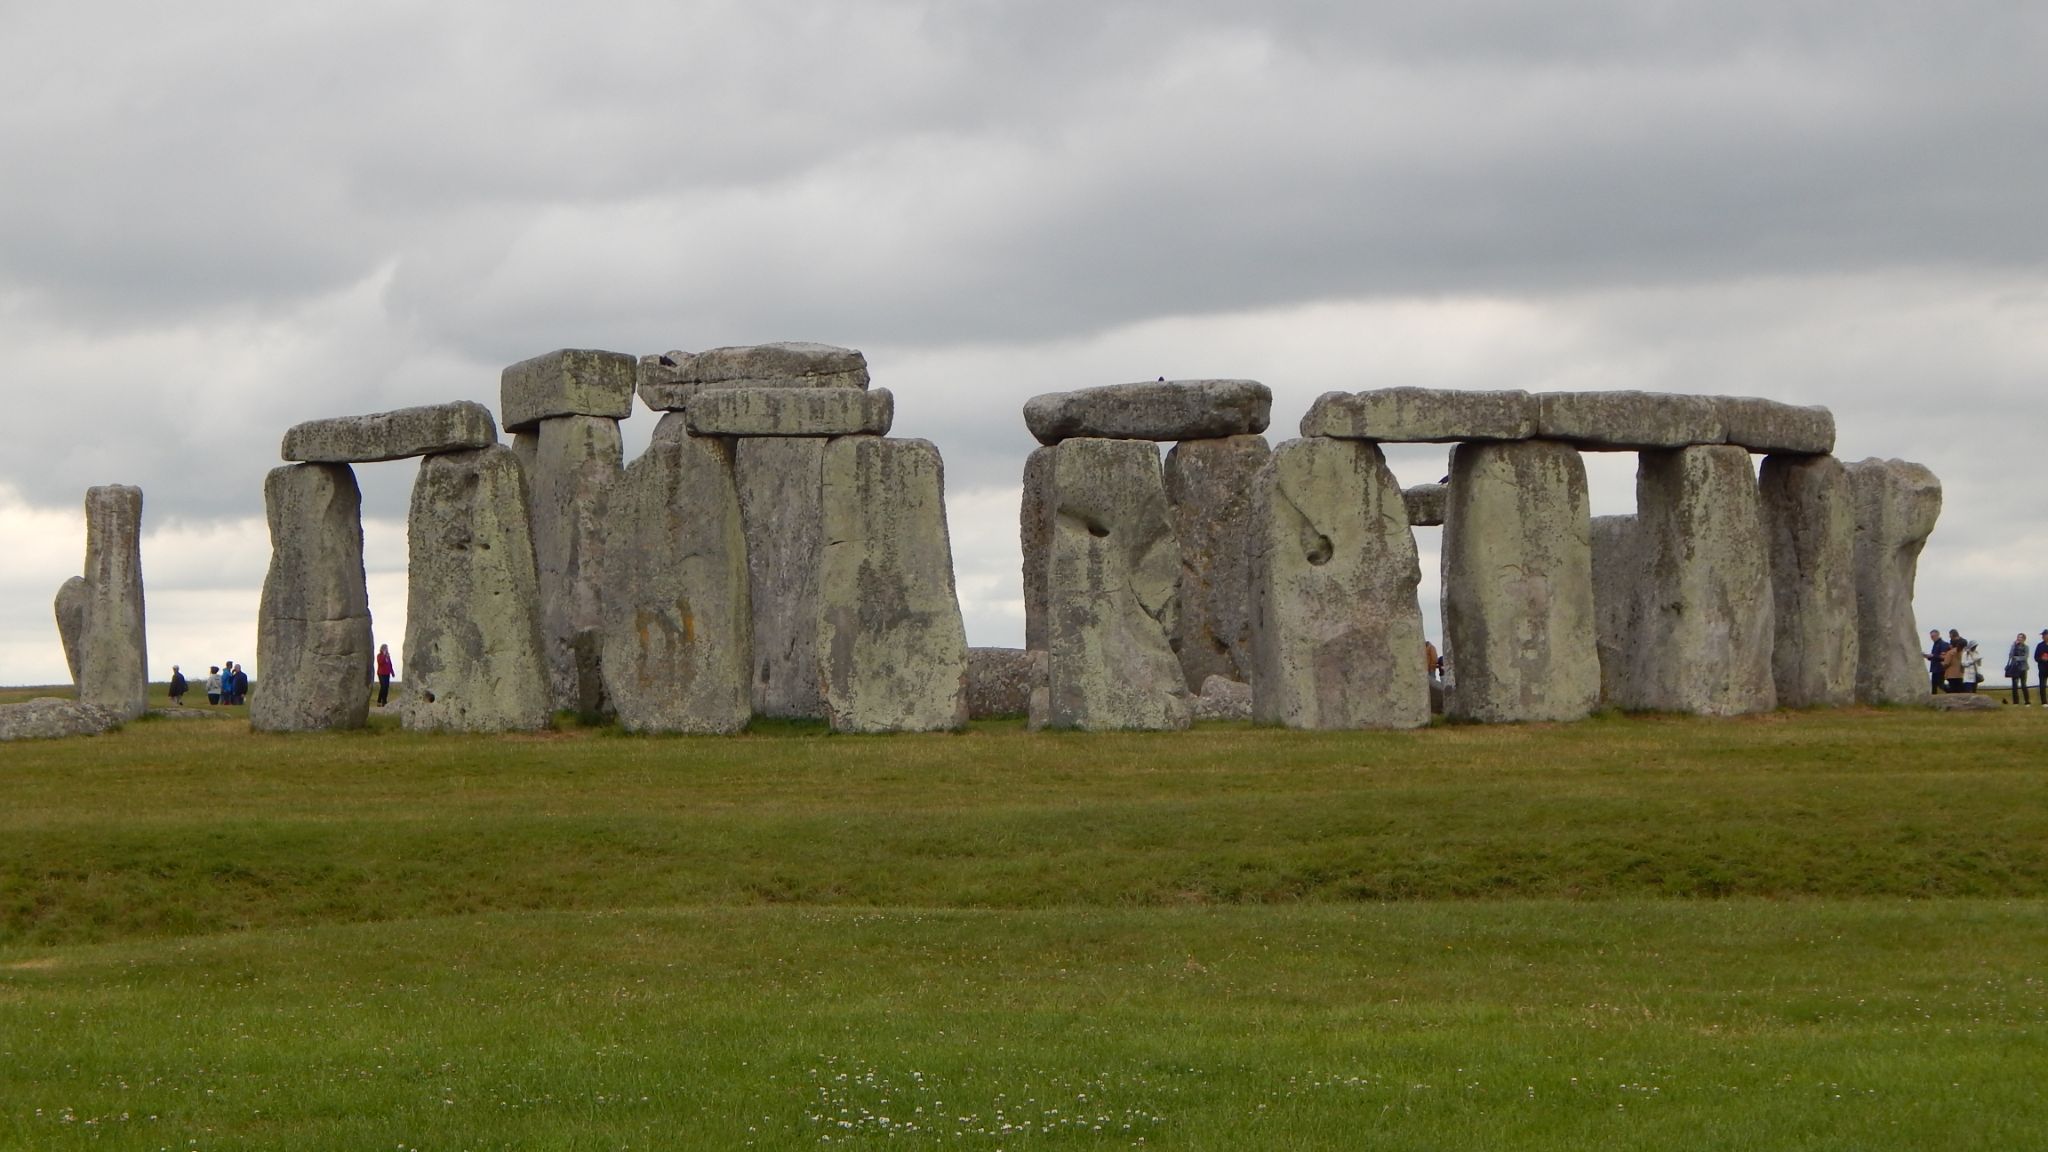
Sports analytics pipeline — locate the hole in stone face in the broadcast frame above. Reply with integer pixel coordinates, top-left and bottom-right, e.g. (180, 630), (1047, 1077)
(1303, 531), (1333, 566)
(1088, 522), (1109, 539)
(422, 690), (437, 703)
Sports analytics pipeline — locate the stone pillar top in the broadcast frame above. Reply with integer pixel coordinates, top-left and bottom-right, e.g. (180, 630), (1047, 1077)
(500, 348), (636, 432)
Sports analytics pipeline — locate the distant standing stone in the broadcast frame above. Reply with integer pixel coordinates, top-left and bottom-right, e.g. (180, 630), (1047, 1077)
(816, 437), (970, 732)
(1024, 380), (1271, 445)
(1588, 515), (1641, 707)
(1846, 458), (1943, 706)
(1401, 483), (1448, 527)
(1164, 434), (1270, 691)
(966, 647), (1034, 718)
(53, 575), (88, 686)
(253, 463), (374, 731)
(1758, 454), (1858, 707)
(523, 415), (623, 715)
(283, 401), (499, 464)
(1248, 437), (1428, 729)
(500, 348), (636, 432)
(401, 446), (552, 733)
(735, 437), (828, 719)
(637, 342), (869, 411)
(78, 485), (148, 721)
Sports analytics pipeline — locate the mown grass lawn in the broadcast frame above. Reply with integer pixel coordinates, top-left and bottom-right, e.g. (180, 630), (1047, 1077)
(1, 694), (2044, 1149)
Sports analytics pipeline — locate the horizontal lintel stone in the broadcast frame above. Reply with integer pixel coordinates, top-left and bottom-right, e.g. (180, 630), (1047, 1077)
(282, 401), (498, 463)
(1023, 379), (1270, 445)
(500, 348), (636, 431)
(638, 342), (870, 411)
(1300, 387), (1536, 443)
(1717, 396), (1836, 455)
(1534, 391), (1725, 451)
(685, 387), (895, 437)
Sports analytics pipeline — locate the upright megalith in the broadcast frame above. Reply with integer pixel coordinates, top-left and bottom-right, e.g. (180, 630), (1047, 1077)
(601, 434), (751, 733)
(1588, 515), (1641, 706)
(1758, 454), (1858, 708)
(1042, 438), (1190, 730)
(1613, 445), (1776, 716)
(735, 437), (828, 719)
(401, 446), (552, 732)
(1441, 440), (1600, 723)
(520, 415), (622, 715)
(1845, 458), (1942, 705)
(77, 485), (148, 720)
(253, 463), (374, 731)
(1163, 434), (1269, 690)
(53, 576), (88, 686)
(1020, 445), (1055, 653)
(1248, 438), (1428, 729)
(817, 436), (970, 732)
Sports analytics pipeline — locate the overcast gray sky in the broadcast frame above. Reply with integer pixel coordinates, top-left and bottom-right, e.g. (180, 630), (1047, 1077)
(4, 1), (2046, 684)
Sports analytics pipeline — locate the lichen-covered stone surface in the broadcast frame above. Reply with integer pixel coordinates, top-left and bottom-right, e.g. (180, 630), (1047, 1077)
(1402, 484), (1448, 527)
(1718, 397), (1836, 456)
(966, 647), (1034, 718)
(1300, 387), (1536, 443)
(1535, 391), (1726, 451)
(817, 437), (969, 732)
(1024, 380), (1270, 445)
(1589, 515), (1642, 707)
(1192, 675), (1253, 721)
(401, 446), (552, 733)
(283, 401), (498, 463)
(500, 348), (636, 432)
(1613, 445), (1776, 716)
(79, 485), (148, 721)
(1846, 457), (1943, 705)
(1441, 440), (1600, 723)
(253, 463), (373, 731)
(1759, 454), (1858, 707)
(1020, 445), (1055, 653)
(686, 387), (894, 437)
(1249, 437), (1428, 729)
(0, 698), (121, 742)
(524, 415), (623, 715)
(736, 437), (827, 719)
(1044, 438), (1190, 730)
(601, 435), (751, 733)
(53, 575), (88, 686)
(637, 342), (868, 410)
(1164, 434), (1269, 691)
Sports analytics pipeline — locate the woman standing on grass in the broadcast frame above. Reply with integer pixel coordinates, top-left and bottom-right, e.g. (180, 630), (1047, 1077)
(375, 644), (394, 708)
(205, 665), (222, 706)
(2007, 634), (2032, 705)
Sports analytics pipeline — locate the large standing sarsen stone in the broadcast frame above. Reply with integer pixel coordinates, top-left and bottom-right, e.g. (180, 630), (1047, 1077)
(401, 446), (552, 732)
(1758, 454), (1858, 708)
(735, 437), (827, 719)
(1043, 438), (1190, 730)
(1845, 458), (1942, 705)
(1248, 437), (1428, 729)
(78, 485), (148, 721)
(601, 434), (751, 733)
(1020, 445), (1055, 653)
(253, 463), (374, 731)
(1441, 440), (1600, 723)
(523, 415), (623, 714)
(817, 436), (970, 732)
(1163, 434), (1269, 690)
(53, 576), (88, 686)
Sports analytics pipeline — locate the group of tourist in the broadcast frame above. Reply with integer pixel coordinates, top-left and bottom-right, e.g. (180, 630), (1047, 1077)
(156, 647), (394, 709)
(1928, 628), (2048, 704)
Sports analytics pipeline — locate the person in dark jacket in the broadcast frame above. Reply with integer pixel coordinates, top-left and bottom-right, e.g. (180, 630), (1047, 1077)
(231, 663), (249, 705)
(168, 665), (187, 707)
(2007, 634), (2032, 705)
(1926, 630), (1949, 695)
(2035, 631), (2048, 708)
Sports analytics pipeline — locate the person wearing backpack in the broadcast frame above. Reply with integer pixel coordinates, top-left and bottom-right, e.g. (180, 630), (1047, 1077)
(2006, 633), (2032, 704)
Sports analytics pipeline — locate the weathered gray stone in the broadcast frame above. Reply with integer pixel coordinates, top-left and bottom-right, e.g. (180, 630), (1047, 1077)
(1534, 391), (1725, 451)
(735, 437), (828, 719)
(401, 446), (552, 733)
(1441, 440), (1601, 723)
(78, 485), (148, 721)
(817, 437), (970, 732)
(1719, 397), (1836, 456)
(0, 698), (121, 742)
(1043, 438), (1190, 730)
(283, 401), (498, 463)
(638, 342), (869, 410)
(53, 576), (88, 686)
(1930, 692), (1999, 711)
(1164, 434), (1270, 690)
(523, 415), (623, 714)
(1024, 380), (1270, 445)
(1192, 675), (1252, 722)
(1020, 445), (1055, 652)
(252, 463), (374, 731)
(1613, 445), (1776, 716)
(1589, 515), (1641, 707)
(1300, 388), (1536, 443)
(500, 348), (636, 432)
(1402, 484), (1448, 527)
(1846, 458), (1943, 705)
(1758, 454), (1858, 708)
(1248, 437), (1428, 729)
(1025, 648), (1050, 731)
(966, 647), (1034, 718)
(600, 434), (751, 733)
(686, 387), (894, 437)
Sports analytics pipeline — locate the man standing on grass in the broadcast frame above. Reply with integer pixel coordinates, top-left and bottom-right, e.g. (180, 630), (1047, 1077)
(1926, 629), (1949, 695)
(2034, 631), (2048, 708)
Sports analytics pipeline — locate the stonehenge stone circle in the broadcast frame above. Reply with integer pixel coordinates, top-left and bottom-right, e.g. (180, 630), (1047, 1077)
(401, 446), (553, 733)
(283, 401), (498, 463)
(78, 485), (149, 721)
(1249, 437), (1428, 729)
(1163, 434), (1270, 690)
(522, 415), (623, 715)
(53, 575), (88, 686)
(1042, 438), (1191, 730)
(1441, 440), (1601, 723)
(1536, 391), (1726, 451)
(1024, 380), (1271, 445)
(253, 463), (374, 732)
(685, 386), (894, 437)
(500, 348), (636, 432)
(1589, 514), (1642, 707)
(1401, 483), (1448, 527)
(1020, 444), (1055, 652)
(1613, 446), (1776, 716)
(816, 436), (970, 733)
(601, 433), (752, 733)
(1758, 454), (1858, 708)
(1300, 387), (1536, 443)
(1846, 458), (1942, 705)
(1718, 397), (1835, 456)
(966, 647), (1034, 718)
(637, 342), (869, 410)
(734, 437), (828, 719)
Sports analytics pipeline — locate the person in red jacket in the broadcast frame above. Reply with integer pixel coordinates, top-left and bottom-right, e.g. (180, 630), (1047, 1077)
(375, 644), (395, 707)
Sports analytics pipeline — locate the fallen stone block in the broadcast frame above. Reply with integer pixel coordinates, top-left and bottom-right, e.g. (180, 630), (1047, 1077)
(1024, 380), (1270, 445)
(736, 437), (827, 719)
(1846, 458), (1942, 705)
(1192, 675), (1252, 721)
(686, 387), (894, 437)
(1402, 483), (1448, 527)
(522, 415), (624, 715)
(1759, 454), (1858, 708)
(500, 348), (636, 432)
(1164, 434), (1270, 690)
(252, 463), (374, 732)
(78, 485), (148, 721)
(967, 647), (1034, 718)
(1534, 391), (1725, 451)
(1300, 387), (1536, 443)
(638, 342), (869, 410)
(1930, 692), (1999, 711)
(0, 698), (121, 742)
(1718, 396), (1835, 456)
(283, 401), (498, 463)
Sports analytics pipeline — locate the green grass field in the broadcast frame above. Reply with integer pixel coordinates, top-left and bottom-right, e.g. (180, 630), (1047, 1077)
(2, 688), (2044, 1149)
